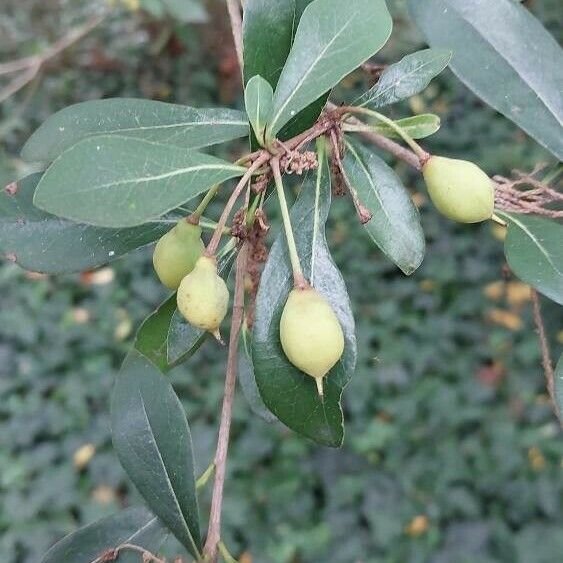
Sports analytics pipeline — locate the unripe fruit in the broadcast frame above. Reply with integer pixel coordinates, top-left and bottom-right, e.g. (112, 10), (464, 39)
(280, 287), (345, 396)
(422, 156), (494, 223)
(153, 220), (205, 289)
(177, 255), (229, 340)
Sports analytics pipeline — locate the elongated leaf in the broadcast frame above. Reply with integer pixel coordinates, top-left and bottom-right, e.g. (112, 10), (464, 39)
(342, 140), (425, 274)
(253, 142), (357, 447)
(238, 321), (276, 423)
(357, 48), (451, 108)
(22, 99), (248, 163)
(497, 212), (563, 305)
(111, 351), (202, 558)
(135, 295), (178, 373)
(267, 0), (392, 138)
(409, 0), (563, 160)
(245, 75), (274, 146)
(0, 173), (169, 273)
(34, 136), (246, 228)
(345, 113), (441, 140)
(42, 507), (167, 563)
(556, 354), (563, 421)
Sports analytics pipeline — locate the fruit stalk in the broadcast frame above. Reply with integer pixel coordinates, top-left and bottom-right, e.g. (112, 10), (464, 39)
(189, 183), (220, 223)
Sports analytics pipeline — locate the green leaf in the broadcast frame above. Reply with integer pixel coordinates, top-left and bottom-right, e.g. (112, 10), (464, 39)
(342, 140), (425, 275)
(555, 354), (563, 421)
(245, 75), (274, 146)
(238, 322), (276, 423)
(42, 507), (167, 563)
(345, 113), (441, 140)
(135, 295), (178, 373)
(497, 212), (563, 306)
(267, 0), (392, 138)
(252, 142), (357, 447)
(408, 0), (563, 161)
(357, 48), (451, 108)
(0, 173), (168, 273)
(112, 350), (202, 558)
(34, 136), (246, 228)
(22, 99), (248, 163)
(160, 0), (207, 22)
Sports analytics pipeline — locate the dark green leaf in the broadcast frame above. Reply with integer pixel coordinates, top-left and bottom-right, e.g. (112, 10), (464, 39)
(22, 99), (248, 163)
(245, 75), (274, 146)
(238, 321), (276, 423)
(267, 0), (392, 138)
(342, 140), (425, 275)
(111, 351), (202, 558)
(498, 212), (563, 305)
(0, 173), (168, 273)
(357, 48), (451, 108)
(34, 136), (246, 228)
(135, 295), (177, 373)
(252, 142), (357, 447)
(409, 0), (563, 160)
(344, 113), (441, 140)
(42, 507), (167, 563)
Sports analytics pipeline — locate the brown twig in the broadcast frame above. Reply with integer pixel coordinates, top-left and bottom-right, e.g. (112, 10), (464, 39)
(203, 243), (248, 562)
(90, 543), (166, 563)
(530, 289), (561, 425)
(225, 0), (244, 73)
(0, 13), (105, 104)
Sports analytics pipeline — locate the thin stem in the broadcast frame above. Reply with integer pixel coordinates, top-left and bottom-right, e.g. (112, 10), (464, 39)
(205, 154), (269, 257)
(343, 106), (428, 160)
(531, 289), (561, 425)
(271, 157), (307, 288)
(203, 244), (248, 562)
(225, 0), (244, 73)
(190, 184), (221, 222)
(196, 462), (216, 490)
(218, 541), (240, 563)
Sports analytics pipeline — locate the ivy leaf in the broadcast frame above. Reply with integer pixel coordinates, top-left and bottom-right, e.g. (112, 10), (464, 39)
(357, 48), (451, 108)
(22, 99), (248, 163)
(0, 173), (168, 273)
(344, 113), (441, 140)
(497, 212), (563, 305)
(42, 507), (167, 563)
(267, 0), (392, 139)
(342, 140), (425, 275)
(111, 351), (202, 559)
(252, 142), (357, 447)
(245, 75), (274, 146)
(34, 136), (246, 228)
(409, 0), (563, 161)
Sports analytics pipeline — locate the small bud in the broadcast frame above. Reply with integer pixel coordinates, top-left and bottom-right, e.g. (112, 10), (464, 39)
(280, 287), (345, 396)
(422, 156), (494, 223)
(153, 220), (205, 289)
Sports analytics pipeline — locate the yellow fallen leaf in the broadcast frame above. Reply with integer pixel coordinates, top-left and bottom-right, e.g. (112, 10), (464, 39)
(73, 443), (96, 470)
(528, 446), (546, 471)
(92, 485), (117, 504)
(405, 515), (429, 537)
(486, 308), (523, 331)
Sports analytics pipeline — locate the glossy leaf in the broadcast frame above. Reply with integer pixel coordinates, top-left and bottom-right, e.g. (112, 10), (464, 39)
(409, 0), (563, 160)
(245, 75), (274, 146)
(0, 173), (168, 273)
(42, 507), (167, 563)
(22, 99), (248, 163)
(267, 0), (392, 138)
(555, 354), (563, 421)
(238, 321), (276, 423)
(252, 143), (357, 447)
(357, 48), (451, 108)
(111, 351), (202, 558)
(342, 140), (425, 275)
(135, 295), (178, 373)
(498, 212), (563, 305)
(345, 113), (441, 140)
(34, 136), (246, 228)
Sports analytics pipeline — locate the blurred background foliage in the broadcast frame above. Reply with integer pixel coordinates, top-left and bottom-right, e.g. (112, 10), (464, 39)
(1, 1), (562, 562)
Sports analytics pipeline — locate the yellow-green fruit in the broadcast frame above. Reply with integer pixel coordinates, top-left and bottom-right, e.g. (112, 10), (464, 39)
(280, 287), (345, 395)
(177, 255), (229, 340)
(422, 156), (494, 223)
(152, 220), (204, 289)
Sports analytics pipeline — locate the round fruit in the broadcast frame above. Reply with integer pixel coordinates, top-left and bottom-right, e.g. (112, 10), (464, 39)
(153, 220), (204, 289)
(177, 255), (229, 340)
(422, 155), (494, 223)
(280, 287), (345, 396)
